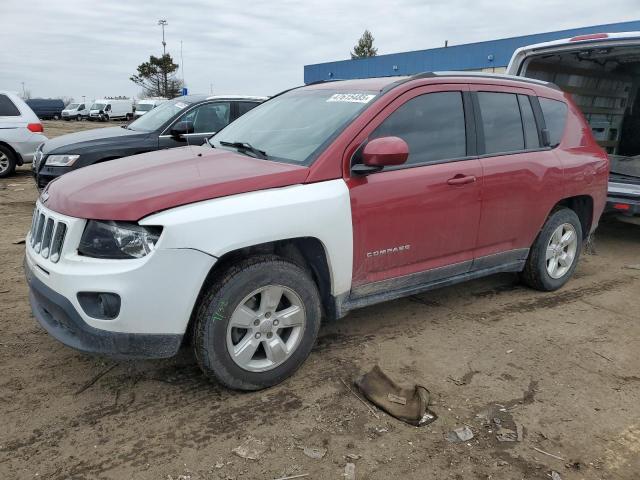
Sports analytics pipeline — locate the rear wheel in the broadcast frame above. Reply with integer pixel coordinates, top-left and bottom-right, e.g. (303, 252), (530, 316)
(76, 114), (82, 121)
(194, 255), (321, 390)
(0, 145), (17, 178)
(520, 208), (582, 291)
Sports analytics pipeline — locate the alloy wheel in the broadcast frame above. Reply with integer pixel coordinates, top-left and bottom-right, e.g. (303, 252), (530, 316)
(0, 151), (9, 174)
(546, 223), (578, 279)
(226, 284), (306, 372)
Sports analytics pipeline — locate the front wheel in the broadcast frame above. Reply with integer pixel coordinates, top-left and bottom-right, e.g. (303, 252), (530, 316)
(76, 114), (82, 121)
(194, 256), (321, 390)
(520, 208), (583, 291)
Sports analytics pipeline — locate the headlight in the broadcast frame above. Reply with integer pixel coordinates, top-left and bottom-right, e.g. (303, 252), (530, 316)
(79, 221), (162, 259)
(46, 154), (80, 167)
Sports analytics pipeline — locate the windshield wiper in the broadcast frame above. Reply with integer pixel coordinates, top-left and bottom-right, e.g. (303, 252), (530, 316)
(219, 141), (267, 159)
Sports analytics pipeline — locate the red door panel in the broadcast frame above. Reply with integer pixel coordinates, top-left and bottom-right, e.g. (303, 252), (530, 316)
(475, 151), (563, 257)
(348, 160), (482, 287)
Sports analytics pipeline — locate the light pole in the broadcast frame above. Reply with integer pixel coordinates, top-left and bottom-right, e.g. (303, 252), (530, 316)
(158, 19), (167, 56)
(158, 19), (168, 96)
(21, 82), (25, 98)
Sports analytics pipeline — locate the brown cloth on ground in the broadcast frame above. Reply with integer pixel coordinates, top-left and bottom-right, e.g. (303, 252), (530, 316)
(354, 365), (436, 426)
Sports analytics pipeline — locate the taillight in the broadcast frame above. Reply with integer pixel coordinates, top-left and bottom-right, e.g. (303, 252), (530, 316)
(612, 203), (631, 211)
(27, 123), (44, 133)
(569, 33), (609, 42)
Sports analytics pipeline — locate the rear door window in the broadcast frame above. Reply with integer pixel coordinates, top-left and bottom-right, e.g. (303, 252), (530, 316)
(371, 91), (466, 166)
(477, 92), (524, 154)
(518, 95), (540, 149)
(539, 98), (568, 147)
(0, 94), (21, 117)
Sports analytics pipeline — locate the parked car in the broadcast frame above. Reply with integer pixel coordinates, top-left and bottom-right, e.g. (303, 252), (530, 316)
(508, 31), (640, 219)
(25, 74), (608, 390)
(33, 95), (266, 189)
(25, 98), (65, 120)
(134, 98), (167, 118)
(61, 102), (89, 121)
(0, 91), (47, 177)
(87, 99), (133, 122)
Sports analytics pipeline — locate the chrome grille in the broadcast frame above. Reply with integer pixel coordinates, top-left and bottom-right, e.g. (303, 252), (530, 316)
(29, 205), (67, 263)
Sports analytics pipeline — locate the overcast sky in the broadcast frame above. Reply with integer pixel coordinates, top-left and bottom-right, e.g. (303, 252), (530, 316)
(0, 0), (637, 102)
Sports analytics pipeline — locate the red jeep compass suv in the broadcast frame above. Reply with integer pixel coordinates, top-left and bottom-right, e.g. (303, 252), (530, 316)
(25, 73), (608, 390)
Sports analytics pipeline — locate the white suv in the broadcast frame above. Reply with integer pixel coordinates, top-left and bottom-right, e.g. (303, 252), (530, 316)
(0, 91), (47, 177)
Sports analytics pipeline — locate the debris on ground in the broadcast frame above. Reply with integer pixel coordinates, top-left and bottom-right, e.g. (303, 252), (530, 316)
(232, 436), (267, 460)
(624, 264), (640, 270)
(354, 365), (436, 426)
(496, 459), (509, 467)
(272, 474), (308, 480)
(12, 238), (25, 245)
(345, 453), (361, 460)
(300, 446), (326, 459)
(533, 446), (565, 461)
(446, 425), (474, 443)
(550, 471), (562, 480)
(344, 462), (356, 480)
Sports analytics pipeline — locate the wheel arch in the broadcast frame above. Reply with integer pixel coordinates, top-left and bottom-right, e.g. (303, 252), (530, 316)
(553, 195), (594, 239)
(0, 141), (21, 165)
(184, 236), (337, 344)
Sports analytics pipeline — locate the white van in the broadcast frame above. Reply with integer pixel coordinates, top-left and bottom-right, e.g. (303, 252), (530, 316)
(88, 98), (133, 122)
(508, 32), (640, 219)
(134, 98), (167, 118)
(61, 102), (88, 121)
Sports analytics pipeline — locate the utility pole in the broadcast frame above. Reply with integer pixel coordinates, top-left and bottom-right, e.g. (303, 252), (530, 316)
(21, 82), (25, 98)
(82, 96), (86, 104)
(180, 40), (185, 89)
(158, 19), (168, 96)
(210, 83), (213, 95)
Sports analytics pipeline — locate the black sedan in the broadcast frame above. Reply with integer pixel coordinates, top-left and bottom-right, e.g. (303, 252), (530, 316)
(33, 95), (266, 189)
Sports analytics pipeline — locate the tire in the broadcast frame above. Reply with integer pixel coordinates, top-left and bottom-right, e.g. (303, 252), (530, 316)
(102, 114), (109, 122)
(76, 115), (82, 121)
(520, 208), (583, 291)
(194, 255), (322, 390)
(0, 145), (17, 178)
(125, 113), (132, 121)
(53, 114), (59, 120)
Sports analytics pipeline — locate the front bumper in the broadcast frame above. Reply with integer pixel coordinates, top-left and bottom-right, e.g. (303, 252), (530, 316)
(25, 257), (183, 358)
(24, 203), (217, 358)
(34, 165), (70, 190)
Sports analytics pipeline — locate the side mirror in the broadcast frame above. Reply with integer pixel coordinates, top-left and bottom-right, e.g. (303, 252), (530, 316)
(170, 120), (195, 139)
(352, 136), (409, 175)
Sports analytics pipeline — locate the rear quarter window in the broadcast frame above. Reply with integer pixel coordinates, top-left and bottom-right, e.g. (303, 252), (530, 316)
(0, 94), (21, 116)
(539, 98), (568, 147)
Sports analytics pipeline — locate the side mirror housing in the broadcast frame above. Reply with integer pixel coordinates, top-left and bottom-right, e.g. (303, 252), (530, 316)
(170, 120), (195, 139)
(352, 136), (409, 175)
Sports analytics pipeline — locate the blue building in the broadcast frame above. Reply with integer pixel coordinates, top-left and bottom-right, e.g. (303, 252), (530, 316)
(304, 20), (640, 84)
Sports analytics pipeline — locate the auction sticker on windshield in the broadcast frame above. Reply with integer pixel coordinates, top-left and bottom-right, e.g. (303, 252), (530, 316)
(327, 93), (376, 103)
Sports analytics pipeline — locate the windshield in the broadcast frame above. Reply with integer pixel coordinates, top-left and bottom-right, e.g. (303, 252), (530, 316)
(211, 89), (378, 165)
(66, 103), (79, 109)
(136, 103), (154, 112)
(91, 103), (106, 111)
(127, 98), (193, 132)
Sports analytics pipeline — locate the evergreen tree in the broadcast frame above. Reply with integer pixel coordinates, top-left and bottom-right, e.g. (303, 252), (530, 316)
(130, 54), (183, 98)
(351, 30), (378, 59)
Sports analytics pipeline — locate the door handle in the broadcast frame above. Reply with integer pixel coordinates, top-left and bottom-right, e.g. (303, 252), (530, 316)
(447, 175), (476, 186)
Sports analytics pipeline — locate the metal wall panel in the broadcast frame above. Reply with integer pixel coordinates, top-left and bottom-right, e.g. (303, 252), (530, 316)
(304, 20), (640, 83)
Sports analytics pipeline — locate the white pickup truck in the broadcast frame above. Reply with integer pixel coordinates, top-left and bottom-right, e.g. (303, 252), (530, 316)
(508, 31), (640, 221)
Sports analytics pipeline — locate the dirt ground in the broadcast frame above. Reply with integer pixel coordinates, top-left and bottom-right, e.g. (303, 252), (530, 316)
(1, 121), (639, 480)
